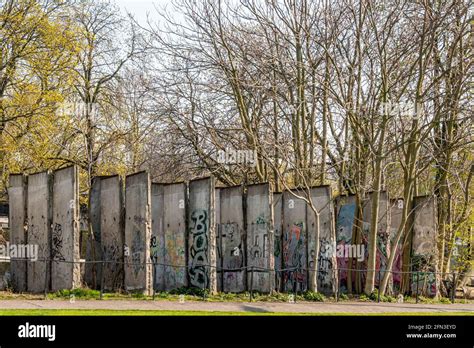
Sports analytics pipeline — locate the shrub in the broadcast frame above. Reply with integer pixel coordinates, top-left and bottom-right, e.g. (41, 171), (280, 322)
(367, 289), (393, 302)
(156, 291), (169, 299)
(303, 291), (326, 302)
(339, 293), (349, 300)
(169, 286), (209, 297)
(369, 289), (379, 301)
(131, 291), (146, 299)
(52, 288), (100, 299)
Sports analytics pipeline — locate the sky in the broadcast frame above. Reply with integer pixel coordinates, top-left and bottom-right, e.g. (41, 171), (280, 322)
(112, 0), (174, 27)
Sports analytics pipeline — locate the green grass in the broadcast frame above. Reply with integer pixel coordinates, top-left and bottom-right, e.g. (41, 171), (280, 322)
(0, 289), (472, 305)
(0, 309), (472, 316)
(1, 288), (327, 303)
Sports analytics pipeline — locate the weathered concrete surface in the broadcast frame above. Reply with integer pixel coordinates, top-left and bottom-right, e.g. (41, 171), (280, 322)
(273, 193), (282, 291)
(26, 171), (51, 293)
(361, 191), (389, 288)
(152, 183), (187, 291)
(188, 177), (217, 293)
(306, 191), (319, 293)
(215, 188), (221, 227)
(51, 166), (80, 291)
(1, 300), (472, 314)
(389, 199), (404, 294)
(8, 174), (27, 292)
(100, 175), (124, 291)
(0, 262), (9, 290)
(309, 186), (337, 295)
(163, 183), (187, 290)
(84, 177), (102, 289)
(218, 186), (245, 292)
(335, 194), (356, 293)
(412, 196), (438, 256)
(411, 196), (439, 297)
(124, 172), (152, 294)
(215, 188), (221, 291)
(246, 184), (274, 293)
(282, 190), (307, 292)
(151, 183), (165, 290)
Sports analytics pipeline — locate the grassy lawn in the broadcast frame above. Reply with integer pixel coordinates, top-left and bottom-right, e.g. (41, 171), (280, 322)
(0, 309), (473, 316)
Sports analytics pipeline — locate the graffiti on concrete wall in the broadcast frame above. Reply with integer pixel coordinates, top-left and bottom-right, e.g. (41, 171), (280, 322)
(189, 209), (209, 288)
(104, 244), (121, 263)
(149, 235), (159, 263)
(103, 243), (122, 288)
(317, 237), (334, 293)
(274, 228), (282, 290)
(411, 255), (437, 296)
(361, 221), (391, 287)
(150, 235), (159, 286)
(248, 217), (269, 289)
(375, 230), (390, 287)
(336, 203), (356, 293)
(13, 167), (448, 296)
(391, 245), (403, 292)
(250, 222), (267, 261)
(411, 197), (438, 297)
(28, 223), (48, 292)
(308, 248), (316, 272)
(389, 201), (404, 293)
(164, 230), (186, 288)
(359, 222), (371, 288)
(29, 225), (44, 258)
(273, 194), (282, 291)
(218, 222), (244, 291)
(132, 229), (144, 277)
(282, 222), (306, 292)
(51, 223), (65, 261)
